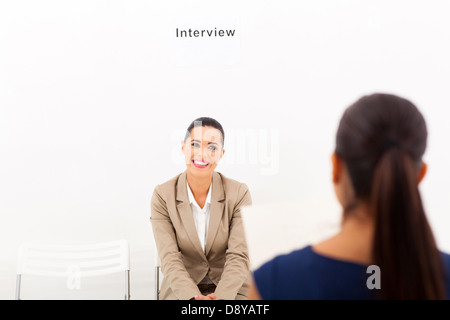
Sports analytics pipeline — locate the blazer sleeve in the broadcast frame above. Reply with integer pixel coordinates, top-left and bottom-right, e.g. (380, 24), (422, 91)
(150, 185), (201, 300)
(214, 183), (252, 300)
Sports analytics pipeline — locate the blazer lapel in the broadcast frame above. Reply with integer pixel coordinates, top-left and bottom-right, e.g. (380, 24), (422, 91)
(176, 171), (204, 257)
(205, 172), (225, 256)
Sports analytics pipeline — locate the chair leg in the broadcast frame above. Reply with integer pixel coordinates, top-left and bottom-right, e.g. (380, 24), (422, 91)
(15, 275), (21, 300)
(155, 266), (160, 300)
(125, 270), (130, 300)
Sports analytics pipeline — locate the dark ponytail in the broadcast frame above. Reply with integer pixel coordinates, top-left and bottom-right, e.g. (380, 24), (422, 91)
(336, 93), (446, 299)
(371, 148), (446, 299)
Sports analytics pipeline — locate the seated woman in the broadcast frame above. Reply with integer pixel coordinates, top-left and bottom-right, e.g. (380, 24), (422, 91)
(249, 93), (450, 299)
(151, 117), (252, 300)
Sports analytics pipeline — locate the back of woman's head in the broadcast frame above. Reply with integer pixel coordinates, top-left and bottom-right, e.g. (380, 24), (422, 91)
(335, 93), (446, 299)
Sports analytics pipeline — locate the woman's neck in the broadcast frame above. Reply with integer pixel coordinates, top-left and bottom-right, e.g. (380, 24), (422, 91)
(186, 171), (212, 201)
(313, 204), (375, 265)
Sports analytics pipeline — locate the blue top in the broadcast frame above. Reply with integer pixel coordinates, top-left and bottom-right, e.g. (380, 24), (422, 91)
(253, 245), (450, 300)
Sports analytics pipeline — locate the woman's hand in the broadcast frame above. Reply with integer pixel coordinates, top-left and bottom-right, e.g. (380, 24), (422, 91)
(194, 293), (217, 300)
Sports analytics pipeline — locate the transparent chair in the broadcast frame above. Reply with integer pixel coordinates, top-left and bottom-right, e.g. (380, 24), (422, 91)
(15, 239), (130, 300)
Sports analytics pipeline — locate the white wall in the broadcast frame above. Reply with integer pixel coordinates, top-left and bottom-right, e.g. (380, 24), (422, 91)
(1, 0), (450, 299)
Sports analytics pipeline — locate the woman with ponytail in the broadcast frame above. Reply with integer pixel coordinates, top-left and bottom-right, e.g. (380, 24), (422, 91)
(248, 93), (450, 299)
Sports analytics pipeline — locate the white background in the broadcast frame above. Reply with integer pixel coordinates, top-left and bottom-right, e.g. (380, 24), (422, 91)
(1, 0), (450, 299)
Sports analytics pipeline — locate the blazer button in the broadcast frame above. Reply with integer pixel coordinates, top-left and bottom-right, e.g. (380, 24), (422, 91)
(201, 262), (208, 267)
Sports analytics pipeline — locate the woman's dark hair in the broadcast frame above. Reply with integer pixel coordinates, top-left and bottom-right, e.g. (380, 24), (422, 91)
(184, 117), (225, 146)
(335, 93), (446, 299)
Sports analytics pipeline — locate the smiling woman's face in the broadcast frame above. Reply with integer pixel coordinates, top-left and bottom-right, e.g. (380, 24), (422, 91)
(182, 126), (224, 178)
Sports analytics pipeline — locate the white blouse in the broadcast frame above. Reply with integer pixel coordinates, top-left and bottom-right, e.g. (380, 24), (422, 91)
(186, 182), (212, 253)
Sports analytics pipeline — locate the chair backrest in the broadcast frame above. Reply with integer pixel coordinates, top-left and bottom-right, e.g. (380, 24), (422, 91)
(241, 197), (341, 271)
(17, 239), (130, 278)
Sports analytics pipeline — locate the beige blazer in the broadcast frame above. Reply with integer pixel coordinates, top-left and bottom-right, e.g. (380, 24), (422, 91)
(150, 171), (252, 300)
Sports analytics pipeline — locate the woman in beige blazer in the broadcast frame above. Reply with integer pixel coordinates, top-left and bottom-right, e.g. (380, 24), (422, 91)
(151, 117), (252, 300)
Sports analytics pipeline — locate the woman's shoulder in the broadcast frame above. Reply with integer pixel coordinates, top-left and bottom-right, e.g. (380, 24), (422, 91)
(159, 173), (183, 187)
(253, 245), (374, 299)
(153, 172), (184, 196)
(252, 246), (314, 299)
(441, 251), (450, 270)
(215, 171), (249, 190)
(254, 244), (369, 283)
(254, 246), (314, 280)
(261, 245), (313, 265)
(214, 172), (251, 206)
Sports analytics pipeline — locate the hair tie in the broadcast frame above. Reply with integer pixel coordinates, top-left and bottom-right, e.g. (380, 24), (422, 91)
(380, 139), (401, 153)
